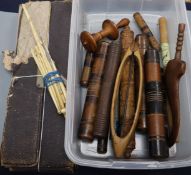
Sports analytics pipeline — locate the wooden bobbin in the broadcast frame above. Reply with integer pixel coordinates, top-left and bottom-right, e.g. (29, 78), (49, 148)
(80, 18), (130, 52)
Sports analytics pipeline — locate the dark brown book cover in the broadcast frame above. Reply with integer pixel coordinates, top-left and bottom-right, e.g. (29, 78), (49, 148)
(1, 59), (44, 168)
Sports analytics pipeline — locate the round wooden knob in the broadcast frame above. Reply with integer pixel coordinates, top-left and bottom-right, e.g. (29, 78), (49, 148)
(80, 31), (97, 52)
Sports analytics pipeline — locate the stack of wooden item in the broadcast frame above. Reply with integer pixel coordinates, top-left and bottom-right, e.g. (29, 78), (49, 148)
(78, 13), (186, 159)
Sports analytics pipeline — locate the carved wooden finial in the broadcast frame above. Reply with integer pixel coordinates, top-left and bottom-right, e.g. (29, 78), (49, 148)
(175, 23), (185, 60)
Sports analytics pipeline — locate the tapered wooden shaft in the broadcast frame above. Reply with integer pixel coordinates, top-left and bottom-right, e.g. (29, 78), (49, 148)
(80, 52), (94, 87)
(133, 12), (160, 51)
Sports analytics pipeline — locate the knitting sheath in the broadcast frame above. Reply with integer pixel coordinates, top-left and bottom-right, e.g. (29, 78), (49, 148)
(145, 48), (169, 158)
(78, 41), (109, 142)
(94, 40), (121, 153)
(135, 34), (149, 131)
(119, 27), (135, 157)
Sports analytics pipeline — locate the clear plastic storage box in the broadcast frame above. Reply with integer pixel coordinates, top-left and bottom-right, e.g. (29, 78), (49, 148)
(65, 0), (191, 169)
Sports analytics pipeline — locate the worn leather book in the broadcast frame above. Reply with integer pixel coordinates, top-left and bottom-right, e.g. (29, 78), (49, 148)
(39, 1), (74, 172)
(1, 1), (75, 173)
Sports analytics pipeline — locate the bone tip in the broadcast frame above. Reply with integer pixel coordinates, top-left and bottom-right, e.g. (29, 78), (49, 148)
(159, 17), (167, 23)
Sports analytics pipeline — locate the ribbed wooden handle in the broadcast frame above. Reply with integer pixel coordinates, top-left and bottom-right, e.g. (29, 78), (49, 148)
(94, 40), (121, 154)
(175, 23), (185, 58)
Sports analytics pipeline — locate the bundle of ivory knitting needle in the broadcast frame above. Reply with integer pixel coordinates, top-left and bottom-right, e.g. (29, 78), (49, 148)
(22, 4), (66, 115)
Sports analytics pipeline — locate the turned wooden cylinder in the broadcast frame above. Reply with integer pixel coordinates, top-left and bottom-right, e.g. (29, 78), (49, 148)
(133, 12), (160, 51)
(135, 34), (149, 131)
(78, 41), (109, 142)
(80, 52), (94, 87)
(145, 48), (169, 158)
(80, 18), (130, 52)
